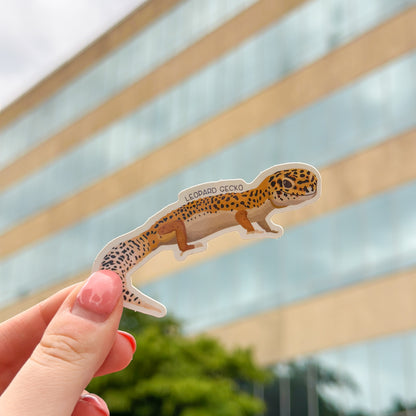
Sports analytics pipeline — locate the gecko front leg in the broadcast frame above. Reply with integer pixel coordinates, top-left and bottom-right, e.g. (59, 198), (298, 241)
(235, 210), (263, 235)
(257, 218), (280, 234)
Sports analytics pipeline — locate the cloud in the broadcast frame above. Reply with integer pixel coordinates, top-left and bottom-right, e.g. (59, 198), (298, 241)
(0, 0), (146, 111)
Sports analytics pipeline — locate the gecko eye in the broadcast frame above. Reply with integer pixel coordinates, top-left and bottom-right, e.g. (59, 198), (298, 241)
(283, 179), (293, 188)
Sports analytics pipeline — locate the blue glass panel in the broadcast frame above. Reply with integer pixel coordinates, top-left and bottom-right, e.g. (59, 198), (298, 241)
(322, 0), (352, 48)
(331, 205), (366, 287)
(371, 336), (407, 413)
(393, 181), (416, 271)
(302, 331), (416, 415)
(318, 343), (373, 414)
(389, 52), (416, 135)
(299, 216), (336, 294)
(353, 68), (390, 148)
(326, 88), (360, 158)
(361, 194), (397, 278)
(315, 349), (345, 412)
(406, 332), (416, 407)
(296, 0), (328, 67)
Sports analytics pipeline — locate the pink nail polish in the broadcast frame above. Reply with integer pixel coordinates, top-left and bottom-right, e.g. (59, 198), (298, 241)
(79, 393), (109, 416)
(71, 270), (121, 322)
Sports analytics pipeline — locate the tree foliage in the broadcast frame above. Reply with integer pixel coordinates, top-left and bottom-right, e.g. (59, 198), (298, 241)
(89, 310), (271, 416)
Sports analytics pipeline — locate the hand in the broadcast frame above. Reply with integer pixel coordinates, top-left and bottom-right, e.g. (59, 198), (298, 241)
(0, 270), (136, 416)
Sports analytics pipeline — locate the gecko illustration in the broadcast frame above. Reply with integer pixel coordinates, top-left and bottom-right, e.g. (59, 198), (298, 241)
(92, 163), (321, 317)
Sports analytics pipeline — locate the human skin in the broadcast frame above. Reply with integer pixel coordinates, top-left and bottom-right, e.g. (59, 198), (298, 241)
(0, 270), (136, 416)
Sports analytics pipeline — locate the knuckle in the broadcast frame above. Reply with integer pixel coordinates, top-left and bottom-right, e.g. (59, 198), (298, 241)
(33, 332), (90, 368)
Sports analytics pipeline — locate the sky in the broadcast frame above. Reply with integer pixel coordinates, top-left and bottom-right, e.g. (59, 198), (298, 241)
(0, 0), (146, 111)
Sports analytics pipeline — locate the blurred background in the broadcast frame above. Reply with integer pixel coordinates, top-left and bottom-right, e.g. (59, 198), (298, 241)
(1, 0), (416, 414)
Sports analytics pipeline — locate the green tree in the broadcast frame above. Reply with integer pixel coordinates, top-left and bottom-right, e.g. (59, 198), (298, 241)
(89, 310), (271, 416)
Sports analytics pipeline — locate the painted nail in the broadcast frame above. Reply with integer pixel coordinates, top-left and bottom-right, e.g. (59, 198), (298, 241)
(118, 330), (137, 353)
(79, 393), (109, 416)
(71, 270), (121, 322)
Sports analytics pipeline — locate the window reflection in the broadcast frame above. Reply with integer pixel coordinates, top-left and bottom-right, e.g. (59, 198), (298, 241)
(389, 53), (416, 136)
(332, 206), (365, 286)
(372, 337), (407, 414)
(406, 332), (416, 409)
(354, 69), (388, 148)
(261, 332), (416, 415)
(362, 195), (397, 279)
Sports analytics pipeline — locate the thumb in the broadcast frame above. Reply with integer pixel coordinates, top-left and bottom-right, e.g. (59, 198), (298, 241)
(0, 270), (123, 416)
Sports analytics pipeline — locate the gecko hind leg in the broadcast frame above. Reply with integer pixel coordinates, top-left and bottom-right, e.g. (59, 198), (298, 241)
(158, 219), (196, 253)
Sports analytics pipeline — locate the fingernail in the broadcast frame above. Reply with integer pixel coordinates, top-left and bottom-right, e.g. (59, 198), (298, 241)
(119, 330), (136, 353)
(71, 270), (121, 322)
(79, 393), (109, 416)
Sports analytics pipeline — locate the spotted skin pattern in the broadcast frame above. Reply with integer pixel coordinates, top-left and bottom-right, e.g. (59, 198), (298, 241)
(93, 164), (321, 317)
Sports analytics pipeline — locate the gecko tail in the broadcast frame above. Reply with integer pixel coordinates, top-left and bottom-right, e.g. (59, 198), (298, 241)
(94, 268), (167, 318)
(123, 281), (167, 318)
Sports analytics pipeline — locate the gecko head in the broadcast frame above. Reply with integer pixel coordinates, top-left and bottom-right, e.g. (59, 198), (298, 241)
(266, 167), (320, 208)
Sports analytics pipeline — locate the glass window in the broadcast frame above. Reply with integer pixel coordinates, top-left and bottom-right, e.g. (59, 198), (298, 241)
(280, 112), (305, 162)
(331, 205), (365, 287)
(315, 349), (345, 413)
(344, 344), (374, 414)
(294, 99), (332, 166)
(289, 359), (310, 415)
(279, 11), (301, 76)
(354, 68), (389, 148)
(327, 88), (360, 158)
(388, 53), (416, 136)
(301, 217), (336, 296)
(351, 0), (387, 35)
(296, 0), (328, 67)
(240, 36), (261, 99)
(405, 332), (416, 409)
(288, 331), (416, 416)
(370, 336), (407, 414)
(323, 0), (353, 48)
(362, 193), (397, 278)
(276, 231), (307, 305)
(393, 181), (416, 271)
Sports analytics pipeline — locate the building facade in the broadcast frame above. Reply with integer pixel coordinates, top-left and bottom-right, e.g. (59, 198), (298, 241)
(1, 0), (416, 414)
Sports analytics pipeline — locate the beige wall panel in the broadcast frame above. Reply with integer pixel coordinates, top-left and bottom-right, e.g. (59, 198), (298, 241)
(0, 0), (307, 190)
(0, 0), (182, 129)
(206, 268), (416, 366)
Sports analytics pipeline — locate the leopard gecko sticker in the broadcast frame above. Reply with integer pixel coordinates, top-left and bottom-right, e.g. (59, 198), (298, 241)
(92, 162), (321, 317)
